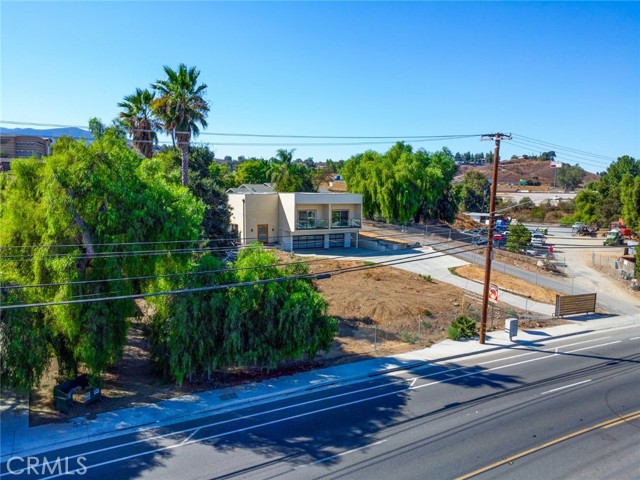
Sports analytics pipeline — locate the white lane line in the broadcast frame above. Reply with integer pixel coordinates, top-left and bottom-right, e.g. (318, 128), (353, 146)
(180, 428), (199, 445)
(630, 337), (640, 341)
(565, 341), (621, 353)
(409, 378), (417, 388)
(540, 379), (592, 395)
(294, 439), (388, 469)
(479, 351), (537, 365)
(553, 337), (611, 349)
(16, 337), (625, 479)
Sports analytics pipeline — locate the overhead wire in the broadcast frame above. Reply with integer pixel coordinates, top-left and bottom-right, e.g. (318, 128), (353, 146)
(0, 227), (466, 290)
(0, 241), (488, 310)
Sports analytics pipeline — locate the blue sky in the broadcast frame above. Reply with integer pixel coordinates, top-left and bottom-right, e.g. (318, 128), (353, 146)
(1, 1), (638, 173)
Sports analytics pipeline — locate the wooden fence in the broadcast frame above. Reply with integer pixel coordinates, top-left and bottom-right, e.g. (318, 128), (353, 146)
(554, 293), (597, 317)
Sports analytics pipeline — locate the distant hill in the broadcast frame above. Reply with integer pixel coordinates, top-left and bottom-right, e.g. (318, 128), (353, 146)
(454, 158), (599, 186)
(0, 127), (93, 141)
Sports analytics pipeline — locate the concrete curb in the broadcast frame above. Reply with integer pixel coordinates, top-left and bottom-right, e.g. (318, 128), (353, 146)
(3, 320), (619, 461)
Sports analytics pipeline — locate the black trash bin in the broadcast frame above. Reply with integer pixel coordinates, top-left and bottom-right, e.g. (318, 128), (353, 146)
(53, 374), (89, 413)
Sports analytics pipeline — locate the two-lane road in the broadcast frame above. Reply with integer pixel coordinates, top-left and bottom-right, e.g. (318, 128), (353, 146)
(3, 326), (639, 479)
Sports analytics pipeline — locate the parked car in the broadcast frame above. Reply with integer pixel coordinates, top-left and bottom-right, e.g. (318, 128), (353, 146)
(530, 232), (545, 247)
(603, 230), (625, 246)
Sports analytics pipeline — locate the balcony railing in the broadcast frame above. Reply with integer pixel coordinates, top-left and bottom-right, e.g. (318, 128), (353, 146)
(331, 218), (362, 228)
(295, 218), (361, 230)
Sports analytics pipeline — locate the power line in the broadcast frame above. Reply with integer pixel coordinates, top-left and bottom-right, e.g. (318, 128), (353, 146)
(1, 120), (482, 142)
(0, 228), (465, 290)
(0, 242), (487, 310)
(511, 134), (618, 161)
(505, 138), (616, 171)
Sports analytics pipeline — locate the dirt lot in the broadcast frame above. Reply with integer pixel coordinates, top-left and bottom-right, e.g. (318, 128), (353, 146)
(29, 256), (563, 426)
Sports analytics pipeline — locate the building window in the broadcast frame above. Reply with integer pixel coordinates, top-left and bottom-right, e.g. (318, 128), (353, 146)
(297, 210), (317, 229)
(332, 210), (349, 227)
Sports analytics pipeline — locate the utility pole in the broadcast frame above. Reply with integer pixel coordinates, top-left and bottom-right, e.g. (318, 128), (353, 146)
(479, 133), (512, 344)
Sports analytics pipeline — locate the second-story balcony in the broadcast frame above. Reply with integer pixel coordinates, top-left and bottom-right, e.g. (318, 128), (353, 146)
(295, 218), (361, 230)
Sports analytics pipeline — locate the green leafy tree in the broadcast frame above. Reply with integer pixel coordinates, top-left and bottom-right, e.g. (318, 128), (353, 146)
(342, 142), (457, 223)
(152, 64), (210, 186)
(268, 149), (314, 192)
(0, 133), (203, 387)
(149, 245), (337, 383)
(619, 174), (640, 232)
(0, 286), (50, 391)
(598, 187), (623, 228)
(599, 156), (639, 195)
(151, 146), (232, 243)
(88, 117), (106, 139)
(149, 254), (229, 383)
(556, 163), (585, 191)
(235, 159), (270, 185)
(223, 245), (336, 369)
(118, 88), (162, 158)
(506, 223), (531, 252)
(573, 189), (602, 224)
(458, 170), (490, 212)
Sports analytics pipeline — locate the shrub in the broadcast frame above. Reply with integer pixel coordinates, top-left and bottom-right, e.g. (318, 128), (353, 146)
(399, 331), (420, 344)
(448, 315), (477, 340)
(447, 325), (462, 340)
(420, 274), (433, 282)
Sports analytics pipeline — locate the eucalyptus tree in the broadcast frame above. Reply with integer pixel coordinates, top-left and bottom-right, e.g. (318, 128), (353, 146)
(118, 88), (162, 158)
(152, 64), (210, 186)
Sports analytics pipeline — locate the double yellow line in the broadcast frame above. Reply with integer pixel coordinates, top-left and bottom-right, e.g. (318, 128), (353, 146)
(457, 409), (640, 479)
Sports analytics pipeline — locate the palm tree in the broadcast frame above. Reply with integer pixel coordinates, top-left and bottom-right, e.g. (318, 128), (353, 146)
(151, 64), (210, 186)
(118, 88), (162, 158)
(268, 149), (294, 191)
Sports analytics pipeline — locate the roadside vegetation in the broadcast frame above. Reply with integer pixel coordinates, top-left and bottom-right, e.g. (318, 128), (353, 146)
(1, 63), (638, 400)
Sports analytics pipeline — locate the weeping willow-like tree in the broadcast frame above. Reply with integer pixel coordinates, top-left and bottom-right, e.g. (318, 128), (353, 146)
(149, 245), (337, 384)
(0, 129), (204, 389)
(341, 142), (458, 223)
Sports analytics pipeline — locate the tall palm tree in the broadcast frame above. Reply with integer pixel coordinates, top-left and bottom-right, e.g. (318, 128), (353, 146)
(151, 64), (210, 186)
(268, 149), (295, 191)
(118, 88), (162, 159)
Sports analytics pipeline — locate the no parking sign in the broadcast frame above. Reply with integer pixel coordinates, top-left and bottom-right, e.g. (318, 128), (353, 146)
(489, 284), (499, 303)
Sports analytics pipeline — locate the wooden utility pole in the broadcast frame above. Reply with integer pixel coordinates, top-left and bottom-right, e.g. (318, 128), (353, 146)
(479, 133), (512, 344)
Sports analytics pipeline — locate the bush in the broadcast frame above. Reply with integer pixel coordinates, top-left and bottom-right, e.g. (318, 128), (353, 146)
(400, 331), (420, 344)
(447, 325), (462, 341)
(447, 315), (477, 340)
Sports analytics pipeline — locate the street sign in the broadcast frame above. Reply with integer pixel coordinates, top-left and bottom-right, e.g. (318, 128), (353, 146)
(489, 284), (499, 303)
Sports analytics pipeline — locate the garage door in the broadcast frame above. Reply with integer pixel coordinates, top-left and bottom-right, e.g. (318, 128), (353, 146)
(292, 235), (324, 249)
(329, 233), (345, 248)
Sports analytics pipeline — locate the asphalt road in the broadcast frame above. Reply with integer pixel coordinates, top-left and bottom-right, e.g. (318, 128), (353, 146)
(4, 327), (638, 479)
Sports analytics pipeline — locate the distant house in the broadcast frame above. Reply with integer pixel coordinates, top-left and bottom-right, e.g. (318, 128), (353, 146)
(0, 135), (52, 171)
(226, 184), (362, 250)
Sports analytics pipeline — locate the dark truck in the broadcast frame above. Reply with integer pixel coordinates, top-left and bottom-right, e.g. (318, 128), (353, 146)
(603, 230), (625, 246)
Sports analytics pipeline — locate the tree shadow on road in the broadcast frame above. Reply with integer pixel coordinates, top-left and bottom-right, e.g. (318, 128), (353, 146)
(44, 361), (525, 479)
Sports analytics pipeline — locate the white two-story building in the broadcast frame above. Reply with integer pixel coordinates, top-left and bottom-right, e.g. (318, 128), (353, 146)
(227, 184), (362, 250)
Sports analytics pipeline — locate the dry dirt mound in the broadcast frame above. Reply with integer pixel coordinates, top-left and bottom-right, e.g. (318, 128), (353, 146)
(455, 159), (599, 186)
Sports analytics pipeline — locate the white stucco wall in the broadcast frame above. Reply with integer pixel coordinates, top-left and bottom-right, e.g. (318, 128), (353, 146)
(228, 193), (279, 243)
